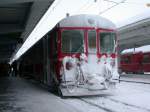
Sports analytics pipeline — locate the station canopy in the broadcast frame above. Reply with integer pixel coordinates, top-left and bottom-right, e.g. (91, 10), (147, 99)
(4, 0), (149, 63)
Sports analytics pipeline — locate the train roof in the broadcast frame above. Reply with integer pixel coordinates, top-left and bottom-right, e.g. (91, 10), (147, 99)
(121, 45), (150, 54)
(59, 14), (116, 29)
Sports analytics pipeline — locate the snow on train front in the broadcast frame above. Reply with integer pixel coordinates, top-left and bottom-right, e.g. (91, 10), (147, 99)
(56, 14), (119, 96)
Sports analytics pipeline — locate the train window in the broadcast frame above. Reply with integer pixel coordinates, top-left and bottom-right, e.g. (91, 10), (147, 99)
(143, 55), (150, 63)
(88, 30), (96, 53)
(61, 30), (84, 53)
(121, 56), (131, 63)
(99, 32), (116, 54)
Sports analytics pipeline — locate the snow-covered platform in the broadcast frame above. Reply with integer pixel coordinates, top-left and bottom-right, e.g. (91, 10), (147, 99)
(0, 77), (81, 112)
(120, 74), (150, 84)
(1, 76), (150, 112)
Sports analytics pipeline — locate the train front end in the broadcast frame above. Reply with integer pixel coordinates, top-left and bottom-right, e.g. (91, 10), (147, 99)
(57, 15), (119, 96)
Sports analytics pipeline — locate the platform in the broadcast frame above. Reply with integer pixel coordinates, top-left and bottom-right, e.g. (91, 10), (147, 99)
(120, 74), (150, 84)
(0, 77), (80, 112)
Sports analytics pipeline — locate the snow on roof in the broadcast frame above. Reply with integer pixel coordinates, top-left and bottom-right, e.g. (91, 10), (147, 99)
(121, 45), (150, 54)
(59, 14), (116, 29)
(117, 11), (150, 28)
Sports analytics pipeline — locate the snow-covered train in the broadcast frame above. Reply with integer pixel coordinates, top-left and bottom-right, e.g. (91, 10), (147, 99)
(19, 14), (119, 96)
(47, 14), (119, 96)
(120, 45), (150, 74)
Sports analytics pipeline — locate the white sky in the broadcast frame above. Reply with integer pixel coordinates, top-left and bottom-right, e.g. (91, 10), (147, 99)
(99, 0), (150, 26)
(69, 0), (150, 27)
(11, 0), (150, 62)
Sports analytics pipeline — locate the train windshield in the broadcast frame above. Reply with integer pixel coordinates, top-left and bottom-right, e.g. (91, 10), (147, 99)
(88, 30), (96, 53)
(61, 30), (84, 53)
(99, 32), (116, 54)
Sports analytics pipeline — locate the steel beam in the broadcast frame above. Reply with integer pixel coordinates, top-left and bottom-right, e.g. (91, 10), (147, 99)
(20, 1), (54, 41)
(0, 24), (24, 34)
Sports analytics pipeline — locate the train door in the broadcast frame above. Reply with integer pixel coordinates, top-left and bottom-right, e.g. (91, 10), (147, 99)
(131, 53), (143, 73)
(48, 29), (58, 87)
(87, 30), (97, 63)
(131, 53), (139, 73)
(142, 53), (150, 72)
(120, 54), (131, 73)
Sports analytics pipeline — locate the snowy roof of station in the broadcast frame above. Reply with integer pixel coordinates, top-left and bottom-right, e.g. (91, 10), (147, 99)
(121, 45), (150, 54)
(59, 14), (116, 29)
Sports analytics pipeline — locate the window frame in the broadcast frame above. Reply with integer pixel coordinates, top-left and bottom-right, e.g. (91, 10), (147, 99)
(98, 30), (117, 54)
(61, 29), (85, 54)
(87, 30), (97, 54)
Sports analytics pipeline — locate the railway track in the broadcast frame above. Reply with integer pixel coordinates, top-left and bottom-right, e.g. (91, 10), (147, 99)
(76, 96), (150, 112)
(78, 98), (115, 112)
(59, 77), (150, 112)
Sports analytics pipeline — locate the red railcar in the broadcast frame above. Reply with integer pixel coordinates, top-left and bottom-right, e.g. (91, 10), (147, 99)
(120, 46), (150, 74)
(20, 14), (119, 96)
(47, 14), (119, 96)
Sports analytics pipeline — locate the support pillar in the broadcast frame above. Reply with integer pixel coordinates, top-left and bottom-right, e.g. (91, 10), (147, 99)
(43, 35), (52, 85)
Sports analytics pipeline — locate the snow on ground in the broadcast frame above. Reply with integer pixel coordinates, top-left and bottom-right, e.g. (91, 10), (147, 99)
(1, 76), (150, 112)
(112, 82), (150, 110)
(64, 82), (150, 112)
(62, 98), (106, 112)
(0, 77), (81, 112)
(64, 74), (150, 112)
(120, 74), (150, 84)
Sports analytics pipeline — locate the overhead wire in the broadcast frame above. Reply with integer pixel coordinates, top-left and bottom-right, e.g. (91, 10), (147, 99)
(104, 0), (150, 6)
(73, 0), (94, 14)
(103, 0), (118, 4)
(99, 0), (126, 15)
(99, 0), (150, 15)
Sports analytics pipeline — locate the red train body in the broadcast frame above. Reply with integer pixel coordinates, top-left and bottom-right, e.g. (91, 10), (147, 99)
(47, 14), (119, 96)
(20, 14), (119, 96)
(120, 47), (150, 74)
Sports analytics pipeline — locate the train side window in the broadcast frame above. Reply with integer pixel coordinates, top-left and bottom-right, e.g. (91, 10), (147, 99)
(121, 56), (131, 64)
(61, 30), (84, 53)
(143, 55), (150, 63)
(88, 30), (96, 53)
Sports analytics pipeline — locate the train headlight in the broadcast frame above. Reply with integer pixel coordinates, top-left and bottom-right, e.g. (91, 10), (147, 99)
(63, 56), (76, 71)
(66, 61), (74, 70)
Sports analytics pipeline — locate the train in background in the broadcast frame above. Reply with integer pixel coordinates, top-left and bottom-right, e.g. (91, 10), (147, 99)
(120, 45), (150, 74)
(19, 14), (119, 96)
